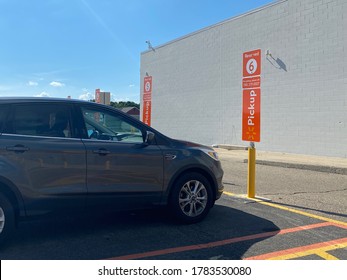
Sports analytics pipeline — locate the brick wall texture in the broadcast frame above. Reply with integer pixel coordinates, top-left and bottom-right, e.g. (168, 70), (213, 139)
(140, 0), (347, 157)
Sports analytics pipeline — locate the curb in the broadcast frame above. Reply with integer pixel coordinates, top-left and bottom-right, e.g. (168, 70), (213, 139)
(213, 144), (248, 151)
(243, 159), (347, 175)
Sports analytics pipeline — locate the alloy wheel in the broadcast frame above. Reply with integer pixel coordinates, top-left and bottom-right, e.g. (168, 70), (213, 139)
(178, 180), (208, 217)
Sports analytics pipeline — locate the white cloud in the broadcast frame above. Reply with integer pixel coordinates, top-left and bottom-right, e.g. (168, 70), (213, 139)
(50, 81), (65, 87)
(28, 81), (38, 86)
(79, 91), (94, 101)
(35, 91), (51, 97)
(128, 84), (135, 88)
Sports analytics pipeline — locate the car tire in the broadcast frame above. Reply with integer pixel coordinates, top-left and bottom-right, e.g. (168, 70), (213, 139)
(169, 172), (213, 224)
(0, 193), (15, 245)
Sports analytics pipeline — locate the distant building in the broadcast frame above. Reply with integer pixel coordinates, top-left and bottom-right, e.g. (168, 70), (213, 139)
(95, 89), (111, 105)
(121, 107), (140, 119)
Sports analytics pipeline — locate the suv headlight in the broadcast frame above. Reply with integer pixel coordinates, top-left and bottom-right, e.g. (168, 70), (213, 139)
(201, 149), (220, 161)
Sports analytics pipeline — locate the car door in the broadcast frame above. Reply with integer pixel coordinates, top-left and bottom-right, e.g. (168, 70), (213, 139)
(0, 102), (87, 216)
(78, 104), (164, 210)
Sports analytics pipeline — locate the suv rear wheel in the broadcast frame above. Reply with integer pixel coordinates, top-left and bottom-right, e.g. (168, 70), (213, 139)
(0, 193), (15, 245)
(170, 172), (213, 223)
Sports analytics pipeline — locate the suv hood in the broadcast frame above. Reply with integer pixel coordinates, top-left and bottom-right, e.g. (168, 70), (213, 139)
(171, 139), (214, 151)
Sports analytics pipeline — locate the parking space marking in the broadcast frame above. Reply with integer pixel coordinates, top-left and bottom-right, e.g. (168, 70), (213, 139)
(106, 193), (347, 260)
(108, 222), (333, 260)
(224, 192), (347, 260)
(315, 251), (339, 260)
(244, 238), (347, 260)
(223, 191), (347, 227)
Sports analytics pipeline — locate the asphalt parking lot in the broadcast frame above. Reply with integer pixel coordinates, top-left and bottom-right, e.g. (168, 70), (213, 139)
(0, 148), (346, 260)
(0, 193), (346, 260)
(107, 193), (347, 260)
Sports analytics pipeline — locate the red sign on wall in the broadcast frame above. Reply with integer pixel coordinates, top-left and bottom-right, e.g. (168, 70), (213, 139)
(143, 76), (152, 94)
(242, 89), (261, 142)
(143, 93), (151, 101)
(243, 49), (261, 77)
(242, 49), (261, 142)
(142, 76), (152, 126)
(242, 76), (261, 89)
(142, 100), (151, 126)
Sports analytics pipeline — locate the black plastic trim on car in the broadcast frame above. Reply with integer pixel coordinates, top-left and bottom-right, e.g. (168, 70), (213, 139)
(165, 164), (219, 203)
(0, 176), (27, 218)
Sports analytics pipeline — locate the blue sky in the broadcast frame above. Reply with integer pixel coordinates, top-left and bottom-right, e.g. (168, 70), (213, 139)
(0, 0), (275, 102)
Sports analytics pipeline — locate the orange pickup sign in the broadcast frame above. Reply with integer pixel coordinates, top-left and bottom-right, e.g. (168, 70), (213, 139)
(242, 89), (261, 142)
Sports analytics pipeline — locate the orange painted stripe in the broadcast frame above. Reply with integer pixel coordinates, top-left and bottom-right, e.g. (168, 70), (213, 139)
(244, 237), (347, 260)
(332, 222), (347, 230)
(107, 222), (332, 260)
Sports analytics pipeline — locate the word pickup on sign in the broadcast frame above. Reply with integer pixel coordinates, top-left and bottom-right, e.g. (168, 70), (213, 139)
(242, 89), (261, 142)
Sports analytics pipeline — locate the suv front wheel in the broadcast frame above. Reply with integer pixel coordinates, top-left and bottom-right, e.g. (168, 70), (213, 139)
(170, 172), (213, 223)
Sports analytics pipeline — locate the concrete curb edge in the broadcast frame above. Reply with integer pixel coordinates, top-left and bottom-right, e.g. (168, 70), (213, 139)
(243, 159), (347, 175)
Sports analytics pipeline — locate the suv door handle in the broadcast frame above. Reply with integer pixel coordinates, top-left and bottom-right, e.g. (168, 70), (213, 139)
(6, 145), (30, 153)
(165, 153), (177, 160)
(93, 148), (111, 156)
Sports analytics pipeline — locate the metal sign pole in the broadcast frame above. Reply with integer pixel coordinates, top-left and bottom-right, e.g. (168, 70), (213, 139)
(247, 141), (256, 198)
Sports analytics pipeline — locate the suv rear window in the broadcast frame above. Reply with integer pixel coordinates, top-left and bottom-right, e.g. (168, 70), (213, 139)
(4, 103), (73, 138)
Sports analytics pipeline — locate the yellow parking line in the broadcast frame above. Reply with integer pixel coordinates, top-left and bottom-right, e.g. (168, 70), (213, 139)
(245, 238), (347, 260)
(223, 192), (347, 227)
(315, 251), (339, 260)
(268, 242), (347, 260)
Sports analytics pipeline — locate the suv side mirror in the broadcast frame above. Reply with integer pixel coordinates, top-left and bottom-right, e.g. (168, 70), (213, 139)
(145, 131), (155, 145)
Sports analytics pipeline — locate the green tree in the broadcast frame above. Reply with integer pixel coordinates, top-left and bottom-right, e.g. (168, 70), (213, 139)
(110, 101), (140, 109)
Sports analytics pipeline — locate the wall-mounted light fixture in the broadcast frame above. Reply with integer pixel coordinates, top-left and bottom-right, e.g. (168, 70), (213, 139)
(266, 49), (273, 59)
(266, 49), (287, 72)
(145, 40), (155, 52)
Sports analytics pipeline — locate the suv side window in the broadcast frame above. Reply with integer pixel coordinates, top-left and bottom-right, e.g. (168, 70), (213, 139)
(5, 103), (73, 138)
(81, 106), (144, 143)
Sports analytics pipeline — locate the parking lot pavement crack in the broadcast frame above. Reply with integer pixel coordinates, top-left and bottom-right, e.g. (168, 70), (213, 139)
(223, 181), (242, 187)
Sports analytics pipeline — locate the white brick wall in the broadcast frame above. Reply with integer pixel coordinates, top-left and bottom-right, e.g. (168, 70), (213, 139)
(140, 0), (347, 158)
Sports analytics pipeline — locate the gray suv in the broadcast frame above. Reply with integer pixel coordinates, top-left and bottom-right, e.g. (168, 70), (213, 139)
(0, 97), (223, 243)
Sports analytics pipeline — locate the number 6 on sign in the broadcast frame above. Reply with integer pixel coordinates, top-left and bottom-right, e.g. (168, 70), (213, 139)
(246, 59), (257, 75)
(243, 49), (261, 77)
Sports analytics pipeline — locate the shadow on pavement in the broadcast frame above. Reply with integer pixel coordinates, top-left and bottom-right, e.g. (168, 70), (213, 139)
(264, 200), (347, 220)
(0, 205), (279, 260)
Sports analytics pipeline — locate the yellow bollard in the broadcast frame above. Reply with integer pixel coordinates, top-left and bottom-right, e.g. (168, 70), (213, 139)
(247, 143), (256, 198)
